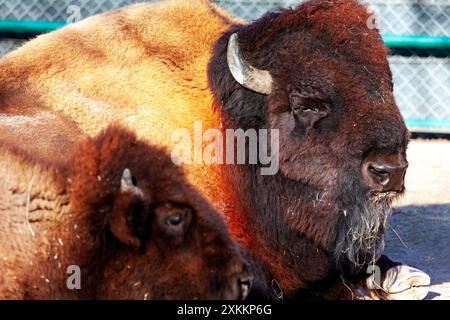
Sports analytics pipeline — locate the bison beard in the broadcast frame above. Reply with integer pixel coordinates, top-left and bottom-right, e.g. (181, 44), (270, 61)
(334, 187), (398, 273)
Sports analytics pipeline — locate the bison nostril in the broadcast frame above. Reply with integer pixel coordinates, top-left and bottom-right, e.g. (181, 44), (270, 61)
(237, 276), (252, 300)
(369, 164), (391, 186)
(362, 151), (408, 193)
(364, 161), (407, 193)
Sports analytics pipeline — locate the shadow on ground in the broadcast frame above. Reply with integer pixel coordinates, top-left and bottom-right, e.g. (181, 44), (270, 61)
(385, 204), (450, 300)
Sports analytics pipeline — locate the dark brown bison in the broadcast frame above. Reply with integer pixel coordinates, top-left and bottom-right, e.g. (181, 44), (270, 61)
(209, 0), (430, 299)
(0, 114), (251, 299)
(0, 0), (429, 299)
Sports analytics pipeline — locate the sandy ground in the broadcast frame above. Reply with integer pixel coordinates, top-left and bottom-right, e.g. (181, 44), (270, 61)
(384, 139), (450, 300)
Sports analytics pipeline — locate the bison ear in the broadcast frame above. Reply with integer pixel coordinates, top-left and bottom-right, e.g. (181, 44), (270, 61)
(288, 88), (330, 130)
(109, 168), (149, 248)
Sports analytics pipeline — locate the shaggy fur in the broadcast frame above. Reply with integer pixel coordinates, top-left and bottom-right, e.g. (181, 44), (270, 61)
(0, 0), (240, 218)
(0, 119), (250, 299)
(208, 0), (409, 298)
(0, 0), (408, 299)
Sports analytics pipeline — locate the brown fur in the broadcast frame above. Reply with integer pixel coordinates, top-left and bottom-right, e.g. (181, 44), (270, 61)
(0, 0), (409, 299)
(208, 0), (409, 298)
(0, 118), (249, 299)
(0, 0), (241, 220)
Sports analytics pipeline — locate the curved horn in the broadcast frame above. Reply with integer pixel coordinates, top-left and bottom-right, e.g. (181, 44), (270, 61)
(227, 33), (273, 95)
(120, 168), (143, 197)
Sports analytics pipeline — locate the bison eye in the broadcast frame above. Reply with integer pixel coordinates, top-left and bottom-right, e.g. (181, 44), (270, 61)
(166, 214), (183, 226)
(155, 202), (193, 240)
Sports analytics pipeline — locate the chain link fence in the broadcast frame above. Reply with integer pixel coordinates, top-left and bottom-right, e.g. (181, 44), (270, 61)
(0, 0), (449, 132)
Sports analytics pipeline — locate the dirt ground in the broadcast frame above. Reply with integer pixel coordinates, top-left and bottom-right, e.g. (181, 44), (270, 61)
(384, 139), (450, 300)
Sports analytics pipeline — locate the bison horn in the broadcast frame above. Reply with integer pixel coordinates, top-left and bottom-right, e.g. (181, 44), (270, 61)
(227, 33), (273, 95)
(120, 168), (143, 197)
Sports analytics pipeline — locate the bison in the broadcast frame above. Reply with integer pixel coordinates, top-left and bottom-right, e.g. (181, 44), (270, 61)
(0, 114), (251, 299)
(0, 0), (430, 299)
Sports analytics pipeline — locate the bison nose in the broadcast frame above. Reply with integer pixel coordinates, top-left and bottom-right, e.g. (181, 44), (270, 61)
(234, 273), (252, 300)
(362, 153), (408, 193)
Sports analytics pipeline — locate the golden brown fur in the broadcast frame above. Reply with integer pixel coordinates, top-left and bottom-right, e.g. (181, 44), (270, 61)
(0, 0), (242, 222)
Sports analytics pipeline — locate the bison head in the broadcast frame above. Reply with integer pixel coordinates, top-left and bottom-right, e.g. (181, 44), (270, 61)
(209, 0), (409, 274)
(70, 125), (251, 299)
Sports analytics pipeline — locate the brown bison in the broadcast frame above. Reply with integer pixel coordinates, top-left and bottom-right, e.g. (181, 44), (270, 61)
(0, 113), (251, 299)
(0, 0), (429, 299)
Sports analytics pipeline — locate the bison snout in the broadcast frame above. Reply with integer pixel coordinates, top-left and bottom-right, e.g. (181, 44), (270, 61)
(362, 151), (408, 193)
(236, 273), (253, 300)
(226, 272), (252, 300)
